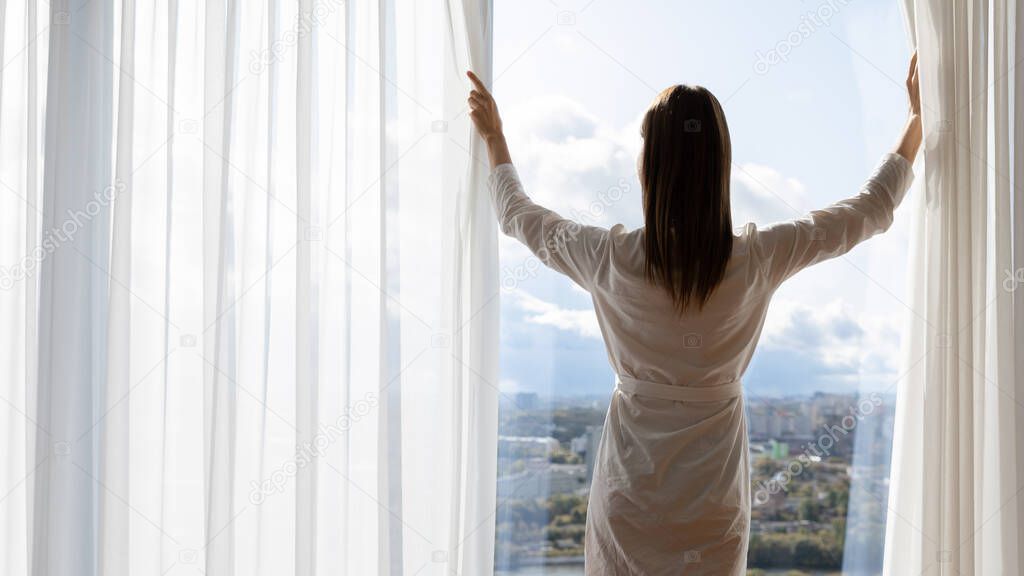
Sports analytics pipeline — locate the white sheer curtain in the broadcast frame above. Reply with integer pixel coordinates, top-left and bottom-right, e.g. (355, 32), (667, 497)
(0, 1), (500, 575)
(886, 0), (1024, 574)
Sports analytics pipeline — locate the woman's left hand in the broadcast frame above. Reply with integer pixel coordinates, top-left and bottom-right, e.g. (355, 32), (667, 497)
(466, 71), (503, 142)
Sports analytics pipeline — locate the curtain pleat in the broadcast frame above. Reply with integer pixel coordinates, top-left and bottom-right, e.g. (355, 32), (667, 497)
(252, 1), (277, 572)
(101, 0), (134, 571)
(22, 0), (39, 568)
(203, 0), (238, 574)
(347, 1), (385, 571)
(156, 0), (178, 570)
(1015, 0), (1024, 559)
(294, 1), (318, 574)
(988, 0), (1016, 568)
(379, 0), (404, 571)
(34, 2), (115, 575)
(0, 0), (45, 574)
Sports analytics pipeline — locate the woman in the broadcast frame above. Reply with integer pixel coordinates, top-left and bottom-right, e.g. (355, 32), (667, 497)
(466, 52), (921, 575)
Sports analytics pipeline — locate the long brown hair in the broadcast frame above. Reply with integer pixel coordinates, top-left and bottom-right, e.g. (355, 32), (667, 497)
(641, 85), (733, 313)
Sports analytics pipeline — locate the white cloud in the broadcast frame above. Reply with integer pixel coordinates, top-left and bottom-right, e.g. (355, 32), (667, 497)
(731, 162), (809, 227)
(514, 95), (601, 142)
(499, 378), (522, 393)
(760, 298), (902, 378)
(501, 95), (644, 229)
(501, 94), (812, 234)
(511, 290), (602, 340)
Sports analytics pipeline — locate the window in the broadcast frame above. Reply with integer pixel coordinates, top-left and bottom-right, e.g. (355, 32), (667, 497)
(492, 1), (910, 574)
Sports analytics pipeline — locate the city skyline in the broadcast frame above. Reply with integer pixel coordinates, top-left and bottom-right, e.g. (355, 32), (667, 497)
(494, 391), (894, 572)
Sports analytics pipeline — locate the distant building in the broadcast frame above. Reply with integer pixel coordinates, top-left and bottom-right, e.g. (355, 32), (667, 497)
(549, 464), (587, 495)
(496, 463), (587, 499)
(569, 434), (587, 455)
(497, 435), (560, 457)
(583, 425), (603, 485)
(769, 439), (789, 460)
(514, 392), (540, 410)
(747, 395), (857, 442)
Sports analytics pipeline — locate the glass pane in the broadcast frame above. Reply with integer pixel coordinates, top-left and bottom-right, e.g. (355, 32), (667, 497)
(492, 2), (909, 574)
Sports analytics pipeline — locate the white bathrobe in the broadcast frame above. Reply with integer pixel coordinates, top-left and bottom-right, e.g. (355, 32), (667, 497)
(487, 153), (915, 575)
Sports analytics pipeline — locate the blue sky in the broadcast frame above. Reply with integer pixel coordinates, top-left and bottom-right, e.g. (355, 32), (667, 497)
(493, 0), (915, 398)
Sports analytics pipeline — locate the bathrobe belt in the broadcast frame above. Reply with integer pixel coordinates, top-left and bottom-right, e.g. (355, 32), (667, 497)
(615, 374), (743, 403)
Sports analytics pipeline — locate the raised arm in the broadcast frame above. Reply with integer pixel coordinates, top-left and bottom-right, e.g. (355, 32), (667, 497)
(467, 71), (611, 290)
(753, 52), (921, 287)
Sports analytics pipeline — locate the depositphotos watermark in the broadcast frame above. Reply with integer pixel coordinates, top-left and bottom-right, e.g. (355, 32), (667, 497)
(0, 179), (126, 291)
(753, 392), (882, 505)
(249, 392), (378, 505)
(753, 0), (852, 75)
(501, 178), (631, 291)
(249, 0), (346, 75)
(1003, 267), (1024, 292)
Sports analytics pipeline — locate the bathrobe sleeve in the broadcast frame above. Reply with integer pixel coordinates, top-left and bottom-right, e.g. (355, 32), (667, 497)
(488, 163), (611, 291)
(751, 152), (915, 287)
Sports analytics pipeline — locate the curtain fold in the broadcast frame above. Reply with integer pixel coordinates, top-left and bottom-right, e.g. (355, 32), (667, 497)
(887, 1), (1023, 573)
(0, 1), (46, 575)
(0, 1), (499, 575)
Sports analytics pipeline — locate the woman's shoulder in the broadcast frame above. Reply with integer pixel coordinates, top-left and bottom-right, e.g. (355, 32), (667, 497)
(731, 223), (757, 256)
(734, 222), (756, 236)
(732, 219), (798, 262)
(609, 223), (755, 256)
(602, 223), (641, 248)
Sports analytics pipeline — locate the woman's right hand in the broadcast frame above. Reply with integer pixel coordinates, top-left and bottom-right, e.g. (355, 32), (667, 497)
(895, 51), (922, 163)
(907, 51), (921, 118)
